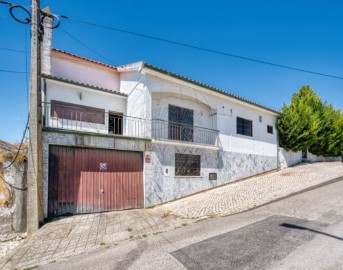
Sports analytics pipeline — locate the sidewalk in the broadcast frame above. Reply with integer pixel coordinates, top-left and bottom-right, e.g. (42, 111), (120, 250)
(0, 161), (342, 269)
(160, 162), (343, 218)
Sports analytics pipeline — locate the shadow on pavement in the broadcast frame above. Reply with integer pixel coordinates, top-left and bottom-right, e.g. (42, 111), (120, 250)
(280, 223), (343, 241)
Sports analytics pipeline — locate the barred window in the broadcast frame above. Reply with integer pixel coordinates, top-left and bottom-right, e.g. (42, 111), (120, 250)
(175, 154), (201, 176)
(237, 117), (253, 136)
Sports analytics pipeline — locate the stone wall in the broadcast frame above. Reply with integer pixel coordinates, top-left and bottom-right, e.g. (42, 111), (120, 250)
(278, 147), (340, 169)
(307, 152), (341, 162)
(278, 148), (303, 169)
(144, 142), (277, 207)
(0, 160), (26, 233)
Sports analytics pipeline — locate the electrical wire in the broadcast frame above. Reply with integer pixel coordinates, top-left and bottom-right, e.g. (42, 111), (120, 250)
(0, 115), (29, 191)
(0, 69), (26, 73)
(59, 27), (119, 65)
(0, 174), (27, 191)
(0, 47), (25, 53)
(2, 115), (29, 170)
(59, 15), (343, 80)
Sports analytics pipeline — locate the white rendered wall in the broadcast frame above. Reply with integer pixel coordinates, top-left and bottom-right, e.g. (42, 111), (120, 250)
(146, 73), (278, 156)
(120, 72), (150, 137)
(44, 79), (126, 134)
(51, 52), (120, 92)
(278, 148), (303, 169)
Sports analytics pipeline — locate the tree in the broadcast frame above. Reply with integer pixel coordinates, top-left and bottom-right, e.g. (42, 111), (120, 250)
(310, 104), (343, 156)
(277, 85), (343, 156)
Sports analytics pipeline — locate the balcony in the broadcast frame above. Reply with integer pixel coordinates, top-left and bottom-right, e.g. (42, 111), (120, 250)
(151, 119), (218, 146)
(42, 102), (147, 138)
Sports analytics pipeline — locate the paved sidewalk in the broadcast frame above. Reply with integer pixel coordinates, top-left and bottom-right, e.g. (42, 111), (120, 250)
(0, 208), (191, 270)
(160, 162), (343, 218)
(0, 161), (342, 269)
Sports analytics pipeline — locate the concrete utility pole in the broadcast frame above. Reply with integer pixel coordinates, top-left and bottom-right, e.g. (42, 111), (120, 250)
(27, 0), (44, 235)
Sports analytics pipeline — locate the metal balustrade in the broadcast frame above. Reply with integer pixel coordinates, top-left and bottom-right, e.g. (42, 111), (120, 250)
(43, 102), (147, 138)
(151, 119), (218, 145)
(43, 103), (218, 145)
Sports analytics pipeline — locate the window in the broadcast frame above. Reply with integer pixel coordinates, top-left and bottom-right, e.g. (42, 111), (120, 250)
(237, 117), (253, 136)
(168, 105), (194, 142)
(108, 112), (123, 135)
(267, 125), (273, 134)
(51, 100), (105, 124)
(175, 154), (201, 176)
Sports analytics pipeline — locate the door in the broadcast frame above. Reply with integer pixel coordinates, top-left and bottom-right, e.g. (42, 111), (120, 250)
(48, 145), (143, 216)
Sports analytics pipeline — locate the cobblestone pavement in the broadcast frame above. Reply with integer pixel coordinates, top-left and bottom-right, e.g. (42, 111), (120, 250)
(160, 161), (343, 218)
(0, 209), (192, 270)
(0, 162), (342, 269)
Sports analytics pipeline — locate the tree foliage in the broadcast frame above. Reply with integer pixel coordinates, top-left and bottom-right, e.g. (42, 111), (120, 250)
(277, 86), (343, 156)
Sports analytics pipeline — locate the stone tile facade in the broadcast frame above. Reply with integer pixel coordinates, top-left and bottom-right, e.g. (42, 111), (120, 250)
(144, 142), (277, 207)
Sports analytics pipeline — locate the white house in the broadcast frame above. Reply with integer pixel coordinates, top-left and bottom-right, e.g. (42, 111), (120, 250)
(40, 21), (280, 218)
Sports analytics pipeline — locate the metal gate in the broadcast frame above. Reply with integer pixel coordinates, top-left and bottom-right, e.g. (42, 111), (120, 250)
(48, 145), (143, 216)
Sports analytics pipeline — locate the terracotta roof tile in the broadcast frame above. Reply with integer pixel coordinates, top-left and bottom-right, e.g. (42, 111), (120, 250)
(143, 63), (280, 115)
(52, 48), (117, 70)
(41, 74), (127, 97)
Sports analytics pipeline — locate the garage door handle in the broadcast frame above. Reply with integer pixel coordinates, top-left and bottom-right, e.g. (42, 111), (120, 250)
(100, 189), (104, 194)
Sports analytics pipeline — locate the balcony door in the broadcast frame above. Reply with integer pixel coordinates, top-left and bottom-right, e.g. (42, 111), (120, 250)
(168, 105), (194, 142)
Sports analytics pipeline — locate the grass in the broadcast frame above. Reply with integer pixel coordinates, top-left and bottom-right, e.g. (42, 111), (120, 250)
(127, 227), (133, 232)
(100, 242), (106, 246)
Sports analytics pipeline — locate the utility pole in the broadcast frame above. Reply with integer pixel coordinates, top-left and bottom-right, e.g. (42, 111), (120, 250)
(27, 0), (43, 235)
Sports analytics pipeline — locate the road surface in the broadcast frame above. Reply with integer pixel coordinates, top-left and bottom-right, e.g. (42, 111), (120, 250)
(39, 176), (343, 270)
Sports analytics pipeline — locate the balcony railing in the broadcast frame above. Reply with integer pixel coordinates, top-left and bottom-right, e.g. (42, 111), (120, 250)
(152, 119), (218, 145)
(42, 102), (147, 138)
(42, 103), (218, 145)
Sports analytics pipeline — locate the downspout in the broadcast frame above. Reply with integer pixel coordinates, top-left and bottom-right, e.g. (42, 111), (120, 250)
(42, 78), (47, 127)
(276, 119), (280, 171)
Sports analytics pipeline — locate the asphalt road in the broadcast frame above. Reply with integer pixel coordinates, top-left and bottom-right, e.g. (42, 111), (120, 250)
(40, 176), (343, 270)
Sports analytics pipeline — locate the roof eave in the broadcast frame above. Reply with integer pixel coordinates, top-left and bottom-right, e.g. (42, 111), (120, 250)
(142, 63), (280, 115)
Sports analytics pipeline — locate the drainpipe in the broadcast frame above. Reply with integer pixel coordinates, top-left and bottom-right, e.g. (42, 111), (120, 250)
(276, 123), (280, 171)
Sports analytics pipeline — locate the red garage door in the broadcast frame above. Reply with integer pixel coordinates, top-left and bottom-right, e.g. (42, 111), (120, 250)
(48, 145), (143, 216)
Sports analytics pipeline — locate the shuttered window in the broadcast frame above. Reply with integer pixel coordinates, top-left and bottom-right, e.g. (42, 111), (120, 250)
(51, 100), (105, 124)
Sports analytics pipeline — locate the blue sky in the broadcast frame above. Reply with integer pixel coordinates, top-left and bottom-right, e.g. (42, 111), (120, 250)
(1, 0), (342, 142)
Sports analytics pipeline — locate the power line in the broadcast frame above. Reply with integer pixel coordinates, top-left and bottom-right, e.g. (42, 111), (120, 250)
(0, 47), (25, 53)
(0, 69), (27, 73)
(0, 114), (29, 191)
(2, 115), (29, 170)
(0, 174), (27, 191)
(59, 15), (343, 80)
(59, 27), (119, 65)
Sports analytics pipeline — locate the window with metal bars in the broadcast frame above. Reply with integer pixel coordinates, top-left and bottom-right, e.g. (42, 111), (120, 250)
(175, 153), (201, 176)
